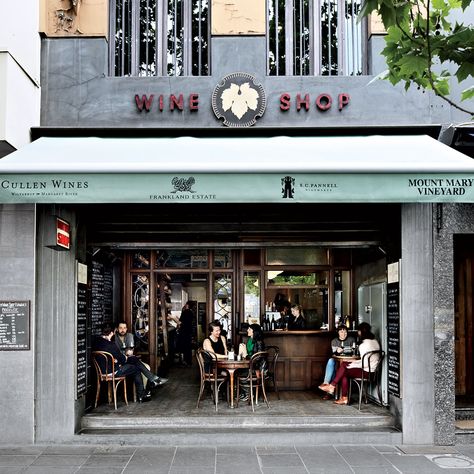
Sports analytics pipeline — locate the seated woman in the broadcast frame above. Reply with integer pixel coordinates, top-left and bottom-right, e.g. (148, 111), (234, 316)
(318, 325), (356, 399)
(238, 323), (266, 401)
(203, 320), (228, 359)
(319, 322), (381, 405)
(288, 304), (306, 330)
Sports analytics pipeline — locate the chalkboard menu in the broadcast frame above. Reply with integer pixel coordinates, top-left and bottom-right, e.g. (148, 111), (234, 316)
(91, 260), (114, 336)
(76, 281), (88, 398)
(387, 282), (401, 397)
(0, 301), (30, 350)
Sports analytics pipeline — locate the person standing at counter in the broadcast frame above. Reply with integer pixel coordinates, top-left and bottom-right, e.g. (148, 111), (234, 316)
(288, 304), (306, 330)
(319, 322), (381, 405)
(318, 325), (356, 399)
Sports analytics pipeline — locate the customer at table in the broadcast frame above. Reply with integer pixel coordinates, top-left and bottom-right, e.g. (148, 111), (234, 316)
(203, 320), (228, 359)
(288, 304), (306, 330)
(318, 325), (356, 399)
(238, 323), (267, 401)
(319, 322), (380, 405)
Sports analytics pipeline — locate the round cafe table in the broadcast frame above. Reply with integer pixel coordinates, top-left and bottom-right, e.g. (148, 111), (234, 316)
(216, 358), (250, 408)
(332, 354), (360, 399)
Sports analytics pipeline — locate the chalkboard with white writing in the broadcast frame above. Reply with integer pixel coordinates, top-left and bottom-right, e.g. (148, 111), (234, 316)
(0, 301), (30, 350)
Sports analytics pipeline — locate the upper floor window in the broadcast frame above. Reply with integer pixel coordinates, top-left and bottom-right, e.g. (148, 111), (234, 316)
(110, 0), (210, 77)
(267, 0), (366, 76)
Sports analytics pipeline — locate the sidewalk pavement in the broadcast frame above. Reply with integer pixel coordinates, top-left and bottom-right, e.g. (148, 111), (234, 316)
(1, 444), (474, 473)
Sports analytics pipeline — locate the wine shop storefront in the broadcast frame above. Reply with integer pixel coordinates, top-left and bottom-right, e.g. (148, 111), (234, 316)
(1, 132), (474, 446)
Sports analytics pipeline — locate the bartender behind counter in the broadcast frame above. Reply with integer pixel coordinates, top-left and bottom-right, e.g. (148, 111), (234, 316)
(288, 304), (306, 330)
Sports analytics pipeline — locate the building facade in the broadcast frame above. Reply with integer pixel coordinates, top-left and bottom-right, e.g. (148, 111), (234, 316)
(0, 0), (473, 445)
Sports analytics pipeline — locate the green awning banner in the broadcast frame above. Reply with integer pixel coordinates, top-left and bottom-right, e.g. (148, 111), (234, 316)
(1, 136), (474, 203)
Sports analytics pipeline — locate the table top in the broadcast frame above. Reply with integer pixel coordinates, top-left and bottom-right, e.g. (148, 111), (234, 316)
(216, 358), (250, 369)
(333, 354), (360, 361)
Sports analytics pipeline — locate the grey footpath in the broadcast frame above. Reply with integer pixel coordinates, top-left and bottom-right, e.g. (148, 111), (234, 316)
(2, 444), (474, 474)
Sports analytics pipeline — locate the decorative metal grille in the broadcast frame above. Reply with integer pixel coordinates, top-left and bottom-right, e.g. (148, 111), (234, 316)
(267, 0), (366, 76)
(110, 0), (210, 76)
(214, 274), (232, 340)
(132, 275), (150, 349)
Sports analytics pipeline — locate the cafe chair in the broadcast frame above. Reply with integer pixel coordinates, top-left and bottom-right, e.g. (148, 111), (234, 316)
(92, 350), (134, 410)
(196, 348), (229, 411)
(349, 350), (385, 410)
(265, 345), (280, 399)
(236, 351), (270, 412)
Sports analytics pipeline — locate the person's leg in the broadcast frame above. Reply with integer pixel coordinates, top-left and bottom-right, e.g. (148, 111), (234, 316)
(320, 362), (348, 395)
(324, 358), (336, 384)
(116, 364), (146, 399)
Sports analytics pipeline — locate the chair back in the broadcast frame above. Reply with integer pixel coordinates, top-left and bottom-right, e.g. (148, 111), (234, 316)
(249, 351), (269, 379)
(265, 345), (279, 375)
(92, 351), (117, 380)
(361, 349), (385, 382)
(196, 347), (217, 381)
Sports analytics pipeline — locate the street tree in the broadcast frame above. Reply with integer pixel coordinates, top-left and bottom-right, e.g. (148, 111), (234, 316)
(361, 0), (474, 116)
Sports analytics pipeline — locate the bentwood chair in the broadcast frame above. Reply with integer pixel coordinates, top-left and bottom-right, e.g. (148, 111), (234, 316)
(265, 345), (280, 399)
(349, 350), (385, 410)
(196, 348), (229, 411)
(92, 351), (132, 410)
(236, 351), (270, 411)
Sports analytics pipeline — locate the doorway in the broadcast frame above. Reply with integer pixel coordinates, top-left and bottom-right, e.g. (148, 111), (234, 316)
(455, 235), (474, 405)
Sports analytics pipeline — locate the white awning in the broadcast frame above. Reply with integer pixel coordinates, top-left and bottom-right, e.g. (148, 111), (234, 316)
(1, 135), (474, 203)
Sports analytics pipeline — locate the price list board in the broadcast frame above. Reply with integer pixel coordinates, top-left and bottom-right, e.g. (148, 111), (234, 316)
(91, 260), (114, 336)
(0, 301), (30, 350)
(76, 283), (88, 397)
(387, 282), (401, 397)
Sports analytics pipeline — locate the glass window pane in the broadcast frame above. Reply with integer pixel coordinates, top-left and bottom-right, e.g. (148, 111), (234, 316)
(334, 270), (351, 327)
(131, 251), (151, 269)
(214, 249), (232, 268)
(266, 248), (328, 265)
(131, 274), (149, 350)
(213, 273), (232, 340)
(244, 272), (260, 322)
(155, 250), (209, 268)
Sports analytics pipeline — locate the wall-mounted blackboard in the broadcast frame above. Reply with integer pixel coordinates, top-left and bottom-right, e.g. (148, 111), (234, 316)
(387, 282), (401, 397)
(0, 301), (30, 350)
(76, 283), (88, 398)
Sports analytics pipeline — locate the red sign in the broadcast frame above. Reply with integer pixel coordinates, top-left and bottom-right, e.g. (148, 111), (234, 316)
(56, 218), (70, 250)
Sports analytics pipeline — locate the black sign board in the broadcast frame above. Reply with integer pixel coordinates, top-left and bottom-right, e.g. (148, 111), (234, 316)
(387, 282), (401, 397)
(76, 283), (88, 397)
(0, 301), (30, 350)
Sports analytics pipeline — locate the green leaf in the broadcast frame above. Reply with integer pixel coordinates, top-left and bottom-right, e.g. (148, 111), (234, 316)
(461, 0), (471, 9)
(456, 62), (474, 82)
(461, 86), (474, 101)
(435, 78), (451, 96)
(432, 0), (446, 10)
(398, 54), (428, 77)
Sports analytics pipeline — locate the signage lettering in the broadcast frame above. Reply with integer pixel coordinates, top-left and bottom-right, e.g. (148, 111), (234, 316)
(280, 93), (350, 111)
(135, 93), (200, 112)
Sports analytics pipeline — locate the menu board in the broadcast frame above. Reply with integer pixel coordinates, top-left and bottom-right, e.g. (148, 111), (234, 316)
(76, 276), (88, 398)
(90, 260), (114, 336)
(0, 301), (30, 350)
(387, 282), (401, 397)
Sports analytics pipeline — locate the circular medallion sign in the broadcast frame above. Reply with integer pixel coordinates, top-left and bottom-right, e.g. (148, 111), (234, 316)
(212, 72), (266, 127)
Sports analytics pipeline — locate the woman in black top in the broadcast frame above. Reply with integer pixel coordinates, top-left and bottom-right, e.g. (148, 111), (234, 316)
(289, 304), (306, 330)
(203, 320), (228, 358)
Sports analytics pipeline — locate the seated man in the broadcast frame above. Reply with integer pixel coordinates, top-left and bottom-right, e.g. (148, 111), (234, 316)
(94, 323), (162, 403)
(113, 321), (168, 389)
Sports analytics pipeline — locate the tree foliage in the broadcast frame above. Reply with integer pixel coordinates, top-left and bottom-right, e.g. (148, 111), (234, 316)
(360, 0), (474, 115)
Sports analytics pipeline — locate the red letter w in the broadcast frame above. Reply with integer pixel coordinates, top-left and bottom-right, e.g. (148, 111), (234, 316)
(135, 94), (154, 112)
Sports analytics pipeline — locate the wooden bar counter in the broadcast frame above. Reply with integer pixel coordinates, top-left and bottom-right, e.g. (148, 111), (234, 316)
(241, 330), (333, 391)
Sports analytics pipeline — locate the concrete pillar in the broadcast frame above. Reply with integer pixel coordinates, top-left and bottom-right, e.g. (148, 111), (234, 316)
(0, 204), (36, 444)
(401, 203), (435, 444)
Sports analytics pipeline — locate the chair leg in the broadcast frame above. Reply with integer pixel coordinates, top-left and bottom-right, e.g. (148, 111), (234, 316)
(196, 380), (205, 408)
(112, 382), (118, 410)
(94, 377), (101, 408)
(249, 379), (255, 412)
(273, 375), (280, 400)
(123, 379), (129, 406)
(261, 378), (270, 408)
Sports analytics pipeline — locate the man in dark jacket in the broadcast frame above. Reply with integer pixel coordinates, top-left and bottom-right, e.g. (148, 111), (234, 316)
(94, 323), (164, 402)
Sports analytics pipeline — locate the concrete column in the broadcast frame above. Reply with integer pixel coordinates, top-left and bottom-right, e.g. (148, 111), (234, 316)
(401, 203), (435, 444)
(0, 204), (36, 444)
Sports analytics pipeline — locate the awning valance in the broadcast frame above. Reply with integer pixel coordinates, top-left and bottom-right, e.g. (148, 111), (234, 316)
(1, 135), (474, 203)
